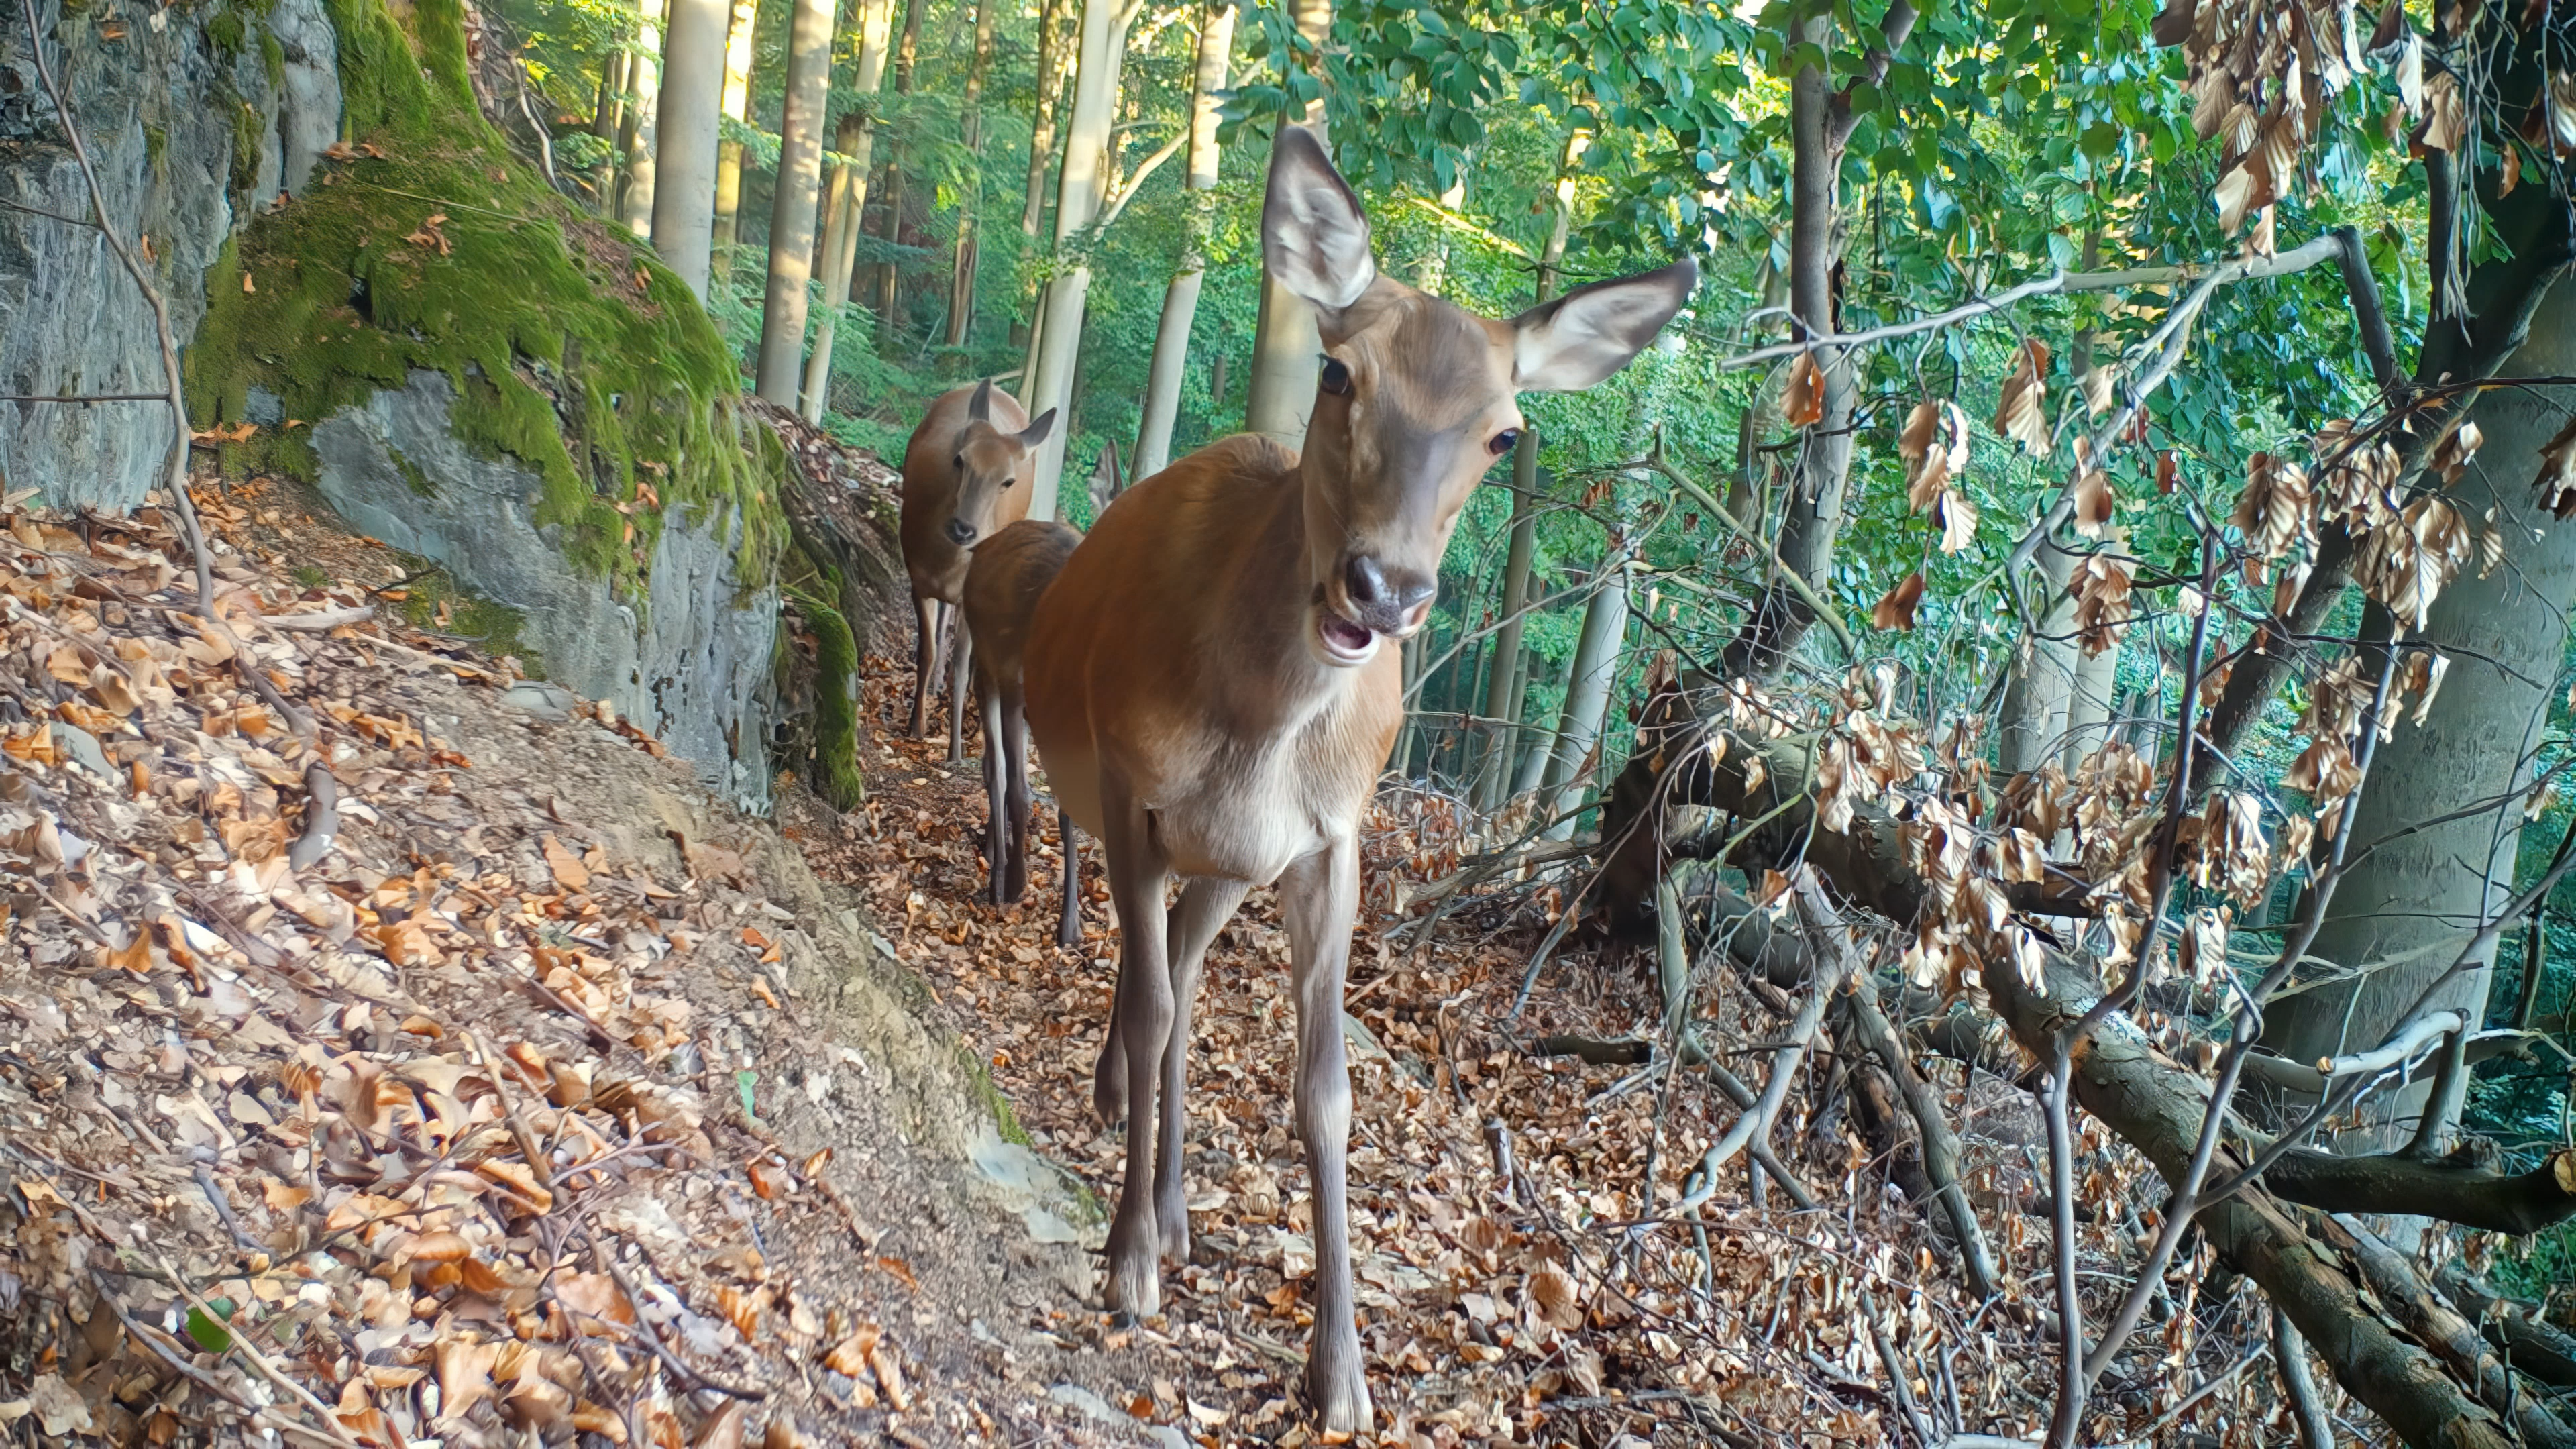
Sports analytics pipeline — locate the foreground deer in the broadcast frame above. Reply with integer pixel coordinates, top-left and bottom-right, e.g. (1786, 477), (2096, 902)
(962, 517), (1084, 947)
(900, 380), (1055, 760)
(1023, 125), (1692, 1431)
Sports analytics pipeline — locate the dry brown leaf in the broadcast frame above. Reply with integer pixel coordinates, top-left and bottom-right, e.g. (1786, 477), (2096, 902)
(1782, 352), (1824, 429)
(542, 832), (591, 892)
(1994, 339), (2051, 454)
(1871, 572), (1925, 632)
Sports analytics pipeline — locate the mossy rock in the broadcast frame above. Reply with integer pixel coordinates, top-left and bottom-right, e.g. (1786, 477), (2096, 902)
(184, 0), (783, 604)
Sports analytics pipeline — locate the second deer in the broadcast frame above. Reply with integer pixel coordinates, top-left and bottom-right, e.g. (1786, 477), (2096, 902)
(961, 517), (1085, 947)
(898, 379), (1055, 760)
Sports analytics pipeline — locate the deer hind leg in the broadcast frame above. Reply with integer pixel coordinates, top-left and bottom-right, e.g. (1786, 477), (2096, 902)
(1056, 807), (1084, 947)
(999, 684), (1033, 904)
(1154, 876), (1250, 1264)
(1097, 782), (1173, 1319)
(910, 592), (938, 738)
(947, 615), (974, 763)
(1280, 833), (1373, 1436)
(979, 676), (1010, 906)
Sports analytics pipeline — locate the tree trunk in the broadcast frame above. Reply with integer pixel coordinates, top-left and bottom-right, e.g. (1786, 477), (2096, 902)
(619, 0), (667, 238)
(709, 0), (760, 283)
(1471, 134), (1578, 812)
(943, 0), (996, 348)
(592, 59), (625, 215)
(2264, 280), (2576, 1141)
(1131, 0), (1235, 479)
(871, 0), (930, 356)
(752, 0), (841, 405)
(610, 49), (639, 217)
(1237, 0), (1332, 445)
(1014, 0), (1069, 347)
(650, 0), (728, 299)
(1022, 0), (1132, 519)
(796, 0), (894, 421)
(1411, 168), (1466, 293)
(1539, 564), (1629, 839)
(1998, 541), (2078, 777)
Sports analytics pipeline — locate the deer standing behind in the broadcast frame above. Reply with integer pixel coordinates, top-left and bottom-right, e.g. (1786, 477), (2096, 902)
(1022, 124), (1693, 1432)
(962, 517), (1084, 947)
(898, 380), (1055, 760)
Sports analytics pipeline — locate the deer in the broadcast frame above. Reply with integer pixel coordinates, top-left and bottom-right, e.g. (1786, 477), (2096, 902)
(962, 517), (1086, 947)
(899, 380), (1055, 762)
(1021, 123), (1693, 1433)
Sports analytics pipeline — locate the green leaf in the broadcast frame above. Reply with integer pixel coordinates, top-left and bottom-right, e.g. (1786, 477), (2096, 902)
(735, 1069), (761, 1122)
(186, 1298), (237, 1352)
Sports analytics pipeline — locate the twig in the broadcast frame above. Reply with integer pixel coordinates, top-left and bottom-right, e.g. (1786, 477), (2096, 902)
(2040, 1047), (2086, 1448)
(288, 761), (340, 869)
(257, 604), (378, 632)
(574, 1225), (768, 1400)
(142, 1248), (371, 1449)
(2273, 1307), (2337, 1449)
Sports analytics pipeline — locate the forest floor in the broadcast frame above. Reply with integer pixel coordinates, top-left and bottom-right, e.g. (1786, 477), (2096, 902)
(0, 458), (2296, 1448)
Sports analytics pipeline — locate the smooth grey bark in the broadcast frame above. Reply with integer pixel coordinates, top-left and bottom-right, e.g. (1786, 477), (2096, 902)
(751, 0), (840, 405)
(1237, 0), (1331, 444)
(708, 0), (759, 282)
(943, 0), (997, 347)
(1539, 564), (1630, 839)
(871, 0), (930, 354)
(797, 0), (893, 421)
(1024, 0), (1136, 517)
(1999, 541), (2078, 777)
(2266, 281), (2576, 1140)
(620, 0), (667, 237)
(1132, 0), (1236, 479)
(651, 0), (728, 299)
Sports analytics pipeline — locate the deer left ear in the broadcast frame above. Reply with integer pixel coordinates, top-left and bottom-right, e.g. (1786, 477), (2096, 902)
(1511, 259), (1698, 392)
(1018, 409), (1057, 449)
(969, 378), (995, 421)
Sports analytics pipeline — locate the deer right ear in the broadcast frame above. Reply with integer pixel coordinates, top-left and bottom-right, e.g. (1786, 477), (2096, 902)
(1262, 124), (1376, 321)
(1018, 409), (1057, 449)
(969, 378), (994, 422)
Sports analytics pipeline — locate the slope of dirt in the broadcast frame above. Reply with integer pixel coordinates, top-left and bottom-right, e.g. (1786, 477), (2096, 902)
(0, 482), (1182, 1448)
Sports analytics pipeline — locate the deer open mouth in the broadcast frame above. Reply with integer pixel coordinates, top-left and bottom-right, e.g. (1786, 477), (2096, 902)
(1314, 604), (1377, 665)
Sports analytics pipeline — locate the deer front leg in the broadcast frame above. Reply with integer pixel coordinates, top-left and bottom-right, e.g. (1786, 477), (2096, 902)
(1281, 833), (1372, 1436)
(979, 677), (1010, 906)
(1057, 806), (1084, 948)
(910, 592), (938, 738)
(1097, 782), (1173, 1319)
(999, 684), (1034, 904)
(1155, 877), (1250, 1264)
(947, 616), (975, 763)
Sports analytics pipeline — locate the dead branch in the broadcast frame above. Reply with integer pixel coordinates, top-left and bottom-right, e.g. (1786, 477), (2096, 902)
(1842, 969), (2001, 1301)
(2318, 1214), (2576, 1449)
(2434, 1263), (2576, 1390)
(2272, 1307), (2337, 1449)
(2264, 1142), (2576, 1236)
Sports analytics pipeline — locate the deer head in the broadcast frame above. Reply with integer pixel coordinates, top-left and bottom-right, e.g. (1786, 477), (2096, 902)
(1261, 124), (1696, 669)
(945, 379), (1057, 547)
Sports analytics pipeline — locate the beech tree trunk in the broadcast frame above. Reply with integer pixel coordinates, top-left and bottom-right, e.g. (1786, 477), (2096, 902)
(1538, 564), (1629, 839)
(943, 0), (996, 348)
(1237, 0), (1332, 444)
(592, 58), (625, 214)
(1023, 0), (1134, 518)
(650, 0), (728, 299)
(871, 0), (930, 356)
(1472, 137), (1577, 812)
(753, 0), (841, 405)
(1998, 541), (2078, 777)
(2266, 281), (2576, 1141)
(709, 0), (760, 282)
(796, 0), (895, 421)
(1131, 0), (1235, 479)
(1013, 0), (1069, 348)
(619, 0), (667, 237)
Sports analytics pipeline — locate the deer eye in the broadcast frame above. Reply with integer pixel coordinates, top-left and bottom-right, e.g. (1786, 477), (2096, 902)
(1319, 358), (1354, 396)
(1488, 429), (1521, 457)
(953, 453), (965, 470)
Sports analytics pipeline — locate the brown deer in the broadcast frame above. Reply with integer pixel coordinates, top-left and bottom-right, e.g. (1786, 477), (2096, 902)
(961, 517), (1085, 947)
(1022, 124), (1693, 1432)
(899, 380), (1055, 761)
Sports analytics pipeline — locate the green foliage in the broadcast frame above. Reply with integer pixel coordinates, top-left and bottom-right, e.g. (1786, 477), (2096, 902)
(186, 0), (784, 602)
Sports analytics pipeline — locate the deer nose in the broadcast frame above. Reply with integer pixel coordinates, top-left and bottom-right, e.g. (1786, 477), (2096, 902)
(1342, 555), (1435, 635)
(945, 518), (977, 546)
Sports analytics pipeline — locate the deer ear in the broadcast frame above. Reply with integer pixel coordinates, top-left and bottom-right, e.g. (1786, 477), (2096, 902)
(1511, 258), (1698, 392)
(969, 378), (994, 422)
(1018, 409), (1057, 449)
(1261, 124), (1376, 319)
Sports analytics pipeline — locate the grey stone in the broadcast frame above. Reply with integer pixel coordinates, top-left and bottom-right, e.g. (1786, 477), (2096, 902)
(48, 722), (111, 781)
(497, 680), (577, 720)
(1046, 1384), (1118, 1424)
(244, 387), (286, 428)
(309, 369), (775, 809)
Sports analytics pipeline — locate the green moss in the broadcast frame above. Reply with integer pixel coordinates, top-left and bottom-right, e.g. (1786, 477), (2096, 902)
(208, 8), (246, 53)
(390, 557), (542, 673)
(261, 31), (286, 89)
(142, 123), (166, 166)
(185, 0), (783, 606)
(386, 443), (433, 497)
(290, 564), (329, 588)
(788, 586), (865, 810)
(229, 100), (264, 198)
(959, 1046), (1032, 1148)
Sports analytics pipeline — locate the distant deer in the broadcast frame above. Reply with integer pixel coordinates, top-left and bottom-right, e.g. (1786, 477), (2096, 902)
(962, 517), (1085, 947)
(1022, 125), (1693, 1432)
(899, 380), (1055, 761)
